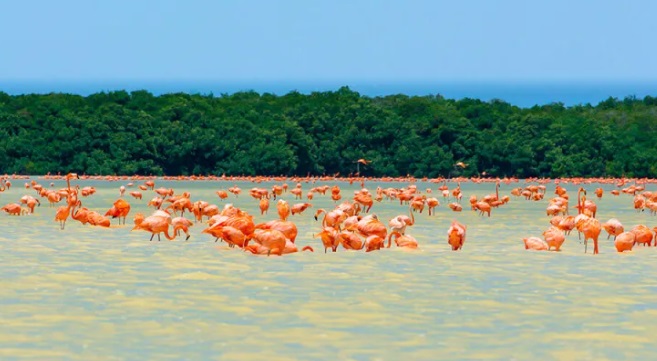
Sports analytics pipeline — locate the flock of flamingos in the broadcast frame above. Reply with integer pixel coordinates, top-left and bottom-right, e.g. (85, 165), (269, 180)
(1, 172), (656, 256)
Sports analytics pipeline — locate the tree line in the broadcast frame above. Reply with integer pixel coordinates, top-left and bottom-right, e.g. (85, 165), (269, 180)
(1, 87), (656, 178)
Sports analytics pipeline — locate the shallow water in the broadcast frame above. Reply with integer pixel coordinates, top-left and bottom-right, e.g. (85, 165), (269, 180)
(2, 178), (657, 360)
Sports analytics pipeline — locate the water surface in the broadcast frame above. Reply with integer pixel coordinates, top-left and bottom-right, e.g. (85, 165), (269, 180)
(2, 179), (657, 360)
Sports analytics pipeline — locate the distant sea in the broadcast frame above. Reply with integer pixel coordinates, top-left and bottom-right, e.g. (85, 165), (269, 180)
(1, 80), (656, 108)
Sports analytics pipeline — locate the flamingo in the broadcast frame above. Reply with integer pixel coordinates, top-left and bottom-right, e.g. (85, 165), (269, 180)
(357, 214), (388, 241)
(315, 227), (340, 253)
(581, 218), (601, 254)
(171, 217), (193, 240)
(55, 197), (78, 230)
(630, 225), (653, 247)
(426, 197), (439, 215)
(291, 202), (312, 216)
(1, 203), (28, 215)
(259, 198), (269, 215)
(523, 237), (549, 251)
(543, 226), (565, 251)
(314, 208), (347, 229)
(387, 231), (419, 249)
(276, 199), (290, 221)
(105, 198), (131, 225)
(203, 225), (246, 247)
(447, 220), (466, 251)
(132, 212), (177, 241)
(449, 203), (462, 212)
(602, 219), (624, 240)
(255, 220), (298, 243)
(364, 235), (385, 252)
(614, 232), (635, 253)
(338, 231), (366, 250)
(388, 204), (415, 235)
(245, 229), (287, 256)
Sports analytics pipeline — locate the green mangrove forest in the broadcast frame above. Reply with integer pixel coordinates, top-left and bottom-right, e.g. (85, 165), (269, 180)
(1, 87), (656, 178)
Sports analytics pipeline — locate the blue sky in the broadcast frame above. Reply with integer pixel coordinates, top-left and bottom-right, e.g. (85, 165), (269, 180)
(1, 0), (656, 82)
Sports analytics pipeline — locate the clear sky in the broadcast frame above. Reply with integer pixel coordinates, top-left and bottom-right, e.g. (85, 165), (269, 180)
(1, 0), (655, 82)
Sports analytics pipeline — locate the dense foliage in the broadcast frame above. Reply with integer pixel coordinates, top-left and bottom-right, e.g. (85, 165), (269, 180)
(1, 87), (656, 178)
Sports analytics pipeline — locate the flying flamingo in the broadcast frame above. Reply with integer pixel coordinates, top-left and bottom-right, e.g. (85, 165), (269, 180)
(355, 158), (370, 174)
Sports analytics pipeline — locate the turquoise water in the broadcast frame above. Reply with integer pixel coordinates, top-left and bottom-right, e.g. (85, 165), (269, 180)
(2, 178), (657, 360)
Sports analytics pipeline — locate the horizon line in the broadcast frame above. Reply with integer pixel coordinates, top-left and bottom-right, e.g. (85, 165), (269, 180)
(2, 78), (657, 84)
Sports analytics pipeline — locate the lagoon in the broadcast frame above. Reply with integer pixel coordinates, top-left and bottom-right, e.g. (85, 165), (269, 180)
(1, 178), (657, 360)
